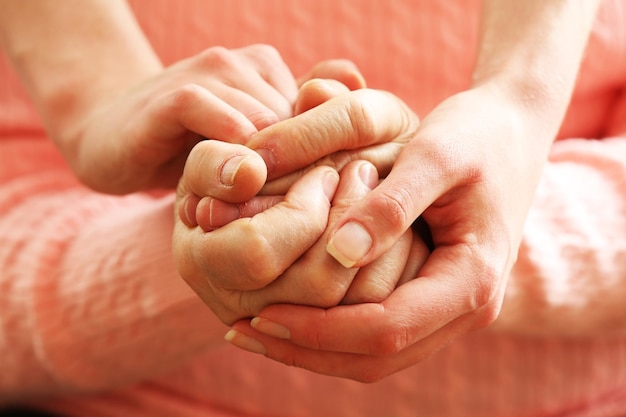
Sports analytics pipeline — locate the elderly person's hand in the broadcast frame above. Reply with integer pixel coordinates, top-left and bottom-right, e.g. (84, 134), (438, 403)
(173, 83), (426, 325)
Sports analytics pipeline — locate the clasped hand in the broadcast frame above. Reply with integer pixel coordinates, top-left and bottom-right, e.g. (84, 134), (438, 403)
(172, 49), (552, 383)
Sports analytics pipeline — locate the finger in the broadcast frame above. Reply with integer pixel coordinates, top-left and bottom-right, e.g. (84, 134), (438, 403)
(193, 166), (339, 291)
(233, 44), (299, 118)
(228, 304), (484, 382)
(211, 76), (291, 128)
(207, 83), (283, 131)
(239, 161), (377, 312)
(324, 131), (456, 268)
(147, 84), (260, 146)
(248, 89), (419, 180)
(193, 195), (283, 231)
(294, 79), (351, 115)
(396, 232), (431, 287)
(260, 139), (406, 196)
(340, 217), (432, 304)
(297, 59), (366, 90)
(250, 242), (504, 355)
(189, 46), (295, 122)
(340, 229), (413, 304)
(181, 140), (267, 203)
(342, 221), (431, 304)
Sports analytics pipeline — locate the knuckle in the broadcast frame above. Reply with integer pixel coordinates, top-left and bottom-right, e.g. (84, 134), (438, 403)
(343, 282), (391, 305)
(237, 44), (284, 73)
(324, 150), (353, 173)
(246, 109), (280, 130)
(308, 279), (350, 308)
(368, 322), (409, 356)
(197, 46), (236, 69)
(470, 273), (498, 312)
(235, 222), (283, 287)
(166, 83), (204, 112)
(476, 300), (502, 329)
(345, 93), (378, 147)
(463, 243), (502, 312)
(286, 122), (327, 162)
(295, 263), (353, 308)
(374, 187), (413, 236)
(247, 43), (281, 60)
(354, 369), (388, 384)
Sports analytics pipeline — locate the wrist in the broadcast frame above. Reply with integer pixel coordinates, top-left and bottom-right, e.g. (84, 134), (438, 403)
(472, 74), (569, 143)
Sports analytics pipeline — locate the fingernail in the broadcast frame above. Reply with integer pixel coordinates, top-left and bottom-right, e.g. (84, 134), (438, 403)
(250, 317), (291, 340)
(323, 170), (339, 200)
(179, 194), (200, 227)
(208, 199), (241, 229)
(224, 330), (267, 355)
(326, 222), (372, 268)
(358, 162), (378, 190)
(255, 148), (277, 175)
(220, 155), (248, 186)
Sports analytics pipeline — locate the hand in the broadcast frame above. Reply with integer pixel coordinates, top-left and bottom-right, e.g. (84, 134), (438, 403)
(58, 44), (300, 194)
(175, 80), (427, 323)
(65, 45), (365, 195)
(174, 144), (428, 324)
(226, 82), (557, 381)
(247, 83), (420, 195)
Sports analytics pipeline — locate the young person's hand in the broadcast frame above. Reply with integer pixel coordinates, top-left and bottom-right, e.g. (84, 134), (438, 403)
(0, 1), (367, 195)
(228, 83), (554, 380)
(223, 0), (603, 381)
(63, 44), (299, 194)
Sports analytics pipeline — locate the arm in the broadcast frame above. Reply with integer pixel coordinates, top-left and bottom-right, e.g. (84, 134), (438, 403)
(0, 0), (162, 148)
(0, 142), (226, 401)
(492, 135), (626, 337)
(229, 132), (626, 378)
(329, 0), (602, 267)
(0, 0), (298, 193)
(225, 0), (605, 381)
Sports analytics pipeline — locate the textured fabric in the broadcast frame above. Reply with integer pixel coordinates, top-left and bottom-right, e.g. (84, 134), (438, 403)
(1, 1), (626, 416)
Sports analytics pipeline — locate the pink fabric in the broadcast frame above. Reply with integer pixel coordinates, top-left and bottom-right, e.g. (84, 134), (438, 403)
(1, 1), (626, 416)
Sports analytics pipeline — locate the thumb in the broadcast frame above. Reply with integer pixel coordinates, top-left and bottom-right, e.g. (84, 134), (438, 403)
(325, 141), (447, 267)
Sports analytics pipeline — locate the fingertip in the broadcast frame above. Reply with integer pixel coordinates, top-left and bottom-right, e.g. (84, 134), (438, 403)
(322, 168), (340, 201)
(250, 317), (292, 340)
(184, 141), (267, 203)
(178, 193), (201, 228)
(219, 151), (267, 201)
(326, 221), (373, 268)
(224, 329), (267, 355)
(196, 197), (241, 231)
(295, 78), (350, 115)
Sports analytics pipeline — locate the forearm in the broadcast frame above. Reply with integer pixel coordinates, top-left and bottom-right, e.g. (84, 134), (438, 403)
(0, 145), (225, 399)
(0, 0), (162, 157)
(474, 0), (601, 142)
